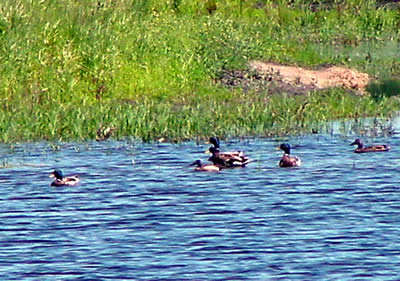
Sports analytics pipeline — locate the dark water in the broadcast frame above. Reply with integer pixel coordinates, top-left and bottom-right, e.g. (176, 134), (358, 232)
(2, 124), (400, 280)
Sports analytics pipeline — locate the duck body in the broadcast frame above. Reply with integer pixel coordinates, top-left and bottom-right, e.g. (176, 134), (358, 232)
(191, 160), (221, 172)
(350, 139), (391, 153)
(50, 169), (80, 186)
(96, 125), (115, 141)
(208, 147), (250, 168)
(278, 143), (301, 167)
(279, 154), (302, 167)
(208, 137), (250, 168)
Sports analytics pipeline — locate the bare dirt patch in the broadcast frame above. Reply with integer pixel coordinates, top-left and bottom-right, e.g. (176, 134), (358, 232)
(219, 61), (370, 96)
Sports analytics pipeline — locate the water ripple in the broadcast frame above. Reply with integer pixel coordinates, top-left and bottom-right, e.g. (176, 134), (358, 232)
(1, 135), (400, 280)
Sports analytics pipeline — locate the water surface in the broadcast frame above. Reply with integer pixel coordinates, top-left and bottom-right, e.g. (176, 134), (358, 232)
(1, 127), (400, 280)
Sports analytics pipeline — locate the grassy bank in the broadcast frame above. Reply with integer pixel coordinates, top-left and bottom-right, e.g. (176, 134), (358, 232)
(0, 0), (399, 142)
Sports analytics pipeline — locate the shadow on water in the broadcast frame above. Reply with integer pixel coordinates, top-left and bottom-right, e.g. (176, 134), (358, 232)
(1, 118), (400, 280)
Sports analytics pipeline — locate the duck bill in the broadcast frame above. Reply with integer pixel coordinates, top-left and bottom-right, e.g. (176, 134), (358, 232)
(350, 141), (356, 146)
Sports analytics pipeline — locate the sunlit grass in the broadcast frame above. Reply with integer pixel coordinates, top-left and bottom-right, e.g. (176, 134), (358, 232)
(0, 88), (398, 143)
(0, 0), (399, 142)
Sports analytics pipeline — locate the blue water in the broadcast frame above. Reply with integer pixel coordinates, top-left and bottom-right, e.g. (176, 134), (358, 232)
(1, 124), (400, 280)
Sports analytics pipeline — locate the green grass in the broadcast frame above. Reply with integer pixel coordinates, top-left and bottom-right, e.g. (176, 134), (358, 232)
(367, 79), (400, 102)
(0, 89), (397, 143)
(0, 0), (399, 142)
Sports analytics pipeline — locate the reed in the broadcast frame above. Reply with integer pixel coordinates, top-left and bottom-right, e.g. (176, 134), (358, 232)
(0, 89), (397, 143)
(0, 0), (399, 142)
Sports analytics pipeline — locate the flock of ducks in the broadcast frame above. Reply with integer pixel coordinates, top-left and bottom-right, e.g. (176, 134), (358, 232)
(190, 137), (301, 171)
(190, 137), (391, 171)
(50, 137), (392, 186)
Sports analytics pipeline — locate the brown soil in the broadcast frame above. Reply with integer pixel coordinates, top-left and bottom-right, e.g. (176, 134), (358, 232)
(219, 61), (371, 96)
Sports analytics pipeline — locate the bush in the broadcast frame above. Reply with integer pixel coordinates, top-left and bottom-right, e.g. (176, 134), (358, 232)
(367, 79), (400, 102)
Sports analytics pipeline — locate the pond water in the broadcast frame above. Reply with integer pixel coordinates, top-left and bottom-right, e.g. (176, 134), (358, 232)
(1, 119), (400, 280)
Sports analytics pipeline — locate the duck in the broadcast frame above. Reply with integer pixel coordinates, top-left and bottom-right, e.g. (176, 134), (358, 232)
(208, 137), (250, 168)
(96, 125), (115, 141)
(50, 169), (80, 186)
(191, 160), (221, 172)
(208, 147), (250, 168)
(278, 143), (301, 167)
(350, 138), (391, 153)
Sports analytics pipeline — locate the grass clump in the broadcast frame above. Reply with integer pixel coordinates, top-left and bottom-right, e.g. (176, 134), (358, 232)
(367, 79), (400, 102)
(0, 0), (399, 142)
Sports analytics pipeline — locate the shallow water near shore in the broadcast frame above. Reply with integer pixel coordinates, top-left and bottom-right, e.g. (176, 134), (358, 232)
(1, 119), (400, 280)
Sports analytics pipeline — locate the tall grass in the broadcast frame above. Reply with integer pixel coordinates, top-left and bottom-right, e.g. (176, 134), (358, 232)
(0, 0), (399, 142)
(0, 89), (397, 143)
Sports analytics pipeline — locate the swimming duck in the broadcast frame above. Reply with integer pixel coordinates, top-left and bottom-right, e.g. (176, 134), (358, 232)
(208, 147), (250, 168)
(50, 169), (80, 186)
(191, 160), (221, 172)
(208, 137), (250, 168)
(278, 143), (301, 167)
(350, 138), (391, 153)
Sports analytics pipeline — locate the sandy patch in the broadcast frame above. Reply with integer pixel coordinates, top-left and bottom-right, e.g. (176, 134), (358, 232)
(248, 61), (370, 95)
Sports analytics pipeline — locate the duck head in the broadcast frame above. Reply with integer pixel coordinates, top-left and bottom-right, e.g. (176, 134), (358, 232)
(280, 143), (291, 154)
(190, 160), (202, 167)
(209, 137), (220, 148)
(350, 139), (363, 148)
(51, 169), (63, 180)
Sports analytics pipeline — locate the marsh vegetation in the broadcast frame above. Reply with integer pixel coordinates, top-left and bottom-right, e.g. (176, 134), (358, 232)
(0, 0), (399, 142)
